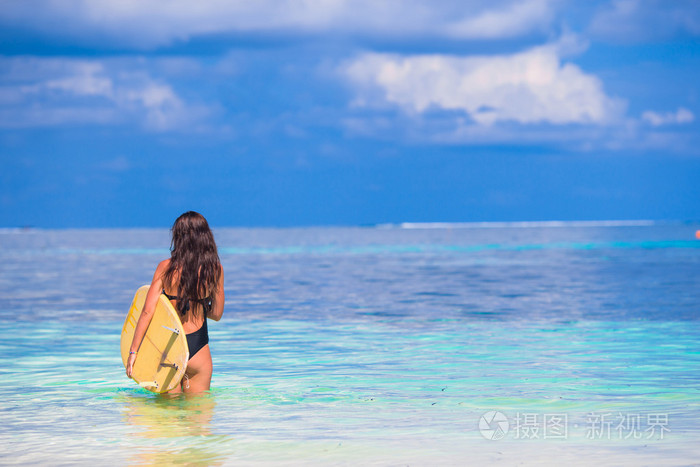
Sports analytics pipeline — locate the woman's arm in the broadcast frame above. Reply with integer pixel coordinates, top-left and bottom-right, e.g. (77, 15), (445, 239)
(126, 260), (168, 378)
(208, 264), (225, 322)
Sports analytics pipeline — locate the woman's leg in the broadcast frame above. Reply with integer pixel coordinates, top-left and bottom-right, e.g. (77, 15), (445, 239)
(183, 344), (213, 393)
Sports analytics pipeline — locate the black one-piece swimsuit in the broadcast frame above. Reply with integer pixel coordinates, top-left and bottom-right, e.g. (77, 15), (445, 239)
(162, 290), (211, 359)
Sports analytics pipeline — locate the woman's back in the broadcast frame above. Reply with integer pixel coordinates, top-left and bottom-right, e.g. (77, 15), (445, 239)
(126, 212), (225, 393)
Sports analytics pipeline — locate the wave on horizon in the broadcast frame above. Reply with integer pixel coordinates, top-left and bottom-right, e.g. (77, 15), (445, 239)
(388, 220), (659, 230)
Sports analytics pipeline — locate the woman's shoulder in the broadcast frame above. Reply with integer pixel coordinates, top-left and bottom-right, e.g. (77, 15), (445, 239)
(156, 258), (172, 273)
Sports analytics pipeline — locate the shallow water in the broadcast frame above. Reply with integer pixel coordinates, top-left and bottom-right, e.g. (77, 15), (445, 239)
(1, 223), (699, 465)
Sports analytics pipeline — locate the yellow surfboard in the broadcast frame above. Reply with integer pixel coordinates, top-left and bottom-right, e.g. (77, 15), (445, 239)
(121, 285), (189, 393)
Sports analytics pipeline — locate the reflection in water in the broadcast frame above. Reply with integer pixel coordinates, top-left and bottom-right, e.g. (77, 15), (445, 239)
(123, 392), (233, 466)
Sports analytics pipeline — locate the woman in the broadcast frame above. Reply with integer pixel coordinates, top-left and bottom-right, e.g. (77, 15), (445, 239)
(126, 211), (224, 393)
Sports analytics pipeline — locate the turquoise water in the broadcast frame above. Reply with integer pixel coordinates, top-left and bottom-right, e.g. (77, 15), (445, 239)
(1, 223), (699, 465)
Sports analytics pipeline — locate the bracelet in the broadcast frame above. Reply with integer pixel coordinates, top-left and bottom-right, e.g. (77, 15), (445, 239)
(129, 351), (137, 355)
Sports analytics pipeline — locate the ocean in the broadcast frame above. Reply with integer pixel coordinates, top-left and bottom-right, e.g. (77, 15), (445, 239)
(1, 222), (699, 465)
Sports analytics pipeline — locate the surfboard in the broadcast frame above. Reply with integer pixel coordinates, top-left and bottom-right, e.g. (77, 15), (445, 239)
(121, 285), (189, 393)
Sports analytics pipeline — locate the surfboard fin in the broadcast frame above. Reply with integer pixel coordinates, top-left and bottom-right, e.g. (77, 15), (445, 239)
(139, 381), (159, 390)
(161, 325), (180, 335)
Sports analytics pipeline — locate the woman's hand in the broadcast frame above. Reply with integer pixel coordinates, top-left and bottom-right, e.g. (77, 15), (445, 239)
(126, 352), (137, 378)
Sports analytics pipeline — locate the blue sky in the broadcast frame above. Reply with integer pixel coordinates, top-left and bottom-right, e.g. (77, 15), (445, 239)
(0, 0), (699, 228)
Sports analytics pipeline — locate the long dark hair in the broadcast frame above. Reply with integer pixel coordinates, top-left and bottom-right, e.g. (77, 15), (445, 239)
(163, 211), (221, 317)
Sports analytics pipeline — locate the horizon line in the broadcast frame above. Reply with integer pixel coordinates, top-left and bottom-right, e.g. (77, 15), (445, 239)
(2, 219), (699, 232)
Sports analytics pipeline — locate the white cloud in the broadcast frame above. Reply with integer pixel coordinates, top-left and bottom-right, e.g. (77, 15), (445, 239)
(445, 0), (554, 39)
(0, 57), (201, 131)
(44, 63), (113, 96)
(0, 0), (557, 48)
(341, 42), (624, 126)
(641, 108), (695, 126)
(589, 0), (700, 42)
